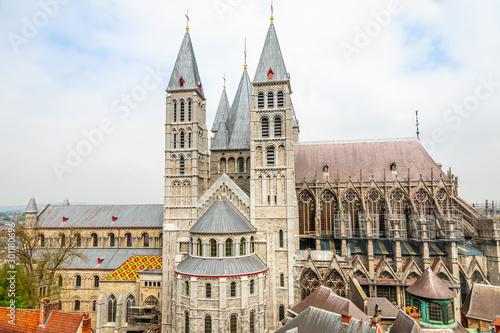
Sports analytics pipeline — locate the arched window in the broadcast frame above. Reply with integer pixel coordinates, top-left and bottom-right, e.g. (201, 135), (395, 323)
(258, 92), (264, 109)
(58, 275), (63, 287)
(429, 302), (442, 322)
(126, 295), (135, 321)
(205, 315), (212, 333)
(180, 156), (185, 175)
(74, 300), (80, 311)
(188, 100), (192, 122)
(75, 234), (81, 247)
(230, 314), (237, 333)
(75, 275), (81, 288)
(230, 282), (236, 298)
(299, 191), (315, 235)
(261, 117), (269, 137)
(225, 238), (233, 257)
(185, 281), (190, 296)
(40, 234), (45, 247)
(301, 269), (320, 300)
(180, 101), (185, 122)
(92, 299), (96, 312)
(174, 101), (177, 122)
(250, 236), (255, 253)
(94, 275), (99, 288)
(197, 239), (203, 256)
(268, 91), (274, 108)
(109, 233), (115, 247)
(188, 132), (192, 148)
(60, 234), (66, 247)
(240, 238), (246, 255)
(266, 146), (275, 166)
(173, 133), (177, 149)
(249, 311), (255, 333)
(210, 239), (217, 257)
(179, 76), (184, 87)
(108, 295), (117, 322)
(220, 158), (226, 173)
(91, 233), (98, 247)
(279, 229), (284, 248)
(320, 190), (338, 237)
(184, 311), (190, 333)
(159, 233), (163, 247)
(180, 131), (185, 149)
(237, 158), (245, 173)
(279, 305), (285, 321)
(250, 280), (255, 295)
(206, 283), (212, 299)
(326, 270), (346, 297)
(143, 233), (150, 247)
(274, 116), (282, 137)
(277, 91), (284, 108)
(268, 68), (274, 79)
(280, 274), (285, 287)
(125, 233), (132, 247)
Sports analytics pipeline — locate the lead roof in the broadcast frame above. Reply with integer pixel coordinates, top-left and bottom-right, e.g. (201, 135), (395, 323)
(26, 195), (38, 213)
(59, 248), (161, 270)
(175, 254), (267, 277)
(406, 267), (455, 300)
(254, 21), (289, 83)
(190, 198), (255, 234)
(461, 283), (500, 322)
(167, 31), (205, 98)
(211, 88), (230, 133)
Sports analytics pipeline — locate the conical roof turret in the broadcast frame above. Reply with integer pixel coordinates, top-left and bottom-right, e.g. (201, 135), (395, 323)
(63, 196), (70, 206)
(407, 267), (455, 300)
(253, 21), (289, 84)
(26, 194), (38, 213)
(211, 87), (230, 133)
(167, 30), (205, 98)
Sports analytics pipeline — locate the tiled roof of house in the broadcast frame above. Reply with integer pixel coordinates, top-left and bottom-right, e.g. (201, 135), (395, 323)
(461, 283), (500, 322)
(38, 311), (83, 333)
(0, 307), (83, 333)
(105, 255), (162, 281)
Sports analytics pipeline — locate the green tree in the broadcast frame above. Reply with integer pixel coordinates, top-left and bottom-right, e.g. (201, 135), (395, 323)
(0, 263), (28, 308)
(3, 216), (11, 222)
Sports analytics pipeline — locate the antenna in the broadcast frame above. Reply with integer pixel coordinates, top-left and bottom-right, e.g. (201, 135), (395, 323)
(415, 110), (420, 141)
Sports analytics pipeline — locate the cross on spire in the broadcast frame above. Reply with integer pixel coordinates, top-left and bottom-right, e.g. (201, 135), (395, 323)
(244, 37), (247, 68)
(271, 1), (274, 21)
(185, 9), (190, 31)
(223, 73), (226, 88)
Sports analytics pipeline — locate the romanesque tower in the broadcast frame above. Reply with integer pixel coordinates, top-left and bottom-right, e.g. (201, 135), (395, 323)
(249, 15), (299, 328)
(162, 24), (209, 332)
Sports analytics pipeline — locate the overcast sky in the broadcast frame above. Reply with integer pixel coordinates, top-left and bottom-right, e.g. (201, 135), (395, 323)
(1, 1), (499, 207)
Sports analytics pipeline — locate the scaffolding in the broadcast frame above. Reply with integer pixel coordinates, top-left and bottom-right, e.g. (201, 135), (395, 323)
(440, 213), (464, 241)
(333, 214), (352, 238)
(358, 214), (380, 238)
(413, 214), (437, 240)
(471, 200), (500, 217)
(385, 214), (407, 239)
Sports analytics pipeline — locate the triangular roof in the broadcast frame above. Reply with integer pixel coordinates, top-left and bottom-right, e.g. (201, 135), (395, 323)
(254, 21), (289, 83)
(190, 197), (256, 234)
(211, 88), (230, 133)
(0, 307), (84, 333)
(226, 68), (252, 149)
(461, 283), (500, 322)
(211, 121), (229, 150)
(62, 196), (69, 206)
(406, 267), (455, 300)
(167, 30), (204, 98)
(104, 255), (162, 281)
(26, 195), (37, 213)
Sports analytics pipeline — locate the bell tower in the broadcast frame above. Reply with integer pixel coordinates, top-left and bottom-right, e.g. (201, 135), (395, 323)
(162, 23), (209, 332)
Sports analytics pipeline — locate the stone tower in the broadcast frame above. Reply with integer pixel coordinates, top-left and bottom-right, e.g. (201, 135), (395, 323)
(249, 18), (299, 329)
(25, 194), (38, 229)
(162, 26), (209, 332)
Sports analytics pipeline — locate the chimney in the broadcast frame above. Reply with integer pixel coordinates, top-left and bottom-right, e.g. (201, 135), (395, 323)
(406, 306), (421, 325)
(371, 314), (382, 328)
(341, 311), (352, 325)
(82, 313), (92, 332)
(39, 298), (60, 326)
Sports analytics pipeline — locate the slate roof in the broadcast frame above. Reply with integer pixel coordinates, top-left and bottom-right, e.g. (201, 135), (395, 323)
(367, 297), (400, 319)
(26, 195), (37, 213)
(254, 21), (289, 83)
(406, 267), (455, 300)
(175, 254), (267, 277)
(190, 198), (255, 234)
(390, 311), (422, 333)
(291, 286), (370, 322)
(104, 255), (162, 281)
(276, 306), (376, 333)
(211, 87), (230, 133)
(37, 204), (163, 228)
(167, 30), (204, 98)
(294, 139), (448, 183)
(461, 283), (500, 322)
(62, 248), (161, 270)
(0, 307), (83, 333)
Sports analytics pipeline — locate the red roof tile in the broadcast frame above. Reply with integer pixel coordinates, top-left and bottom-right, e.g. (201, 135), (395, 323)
(40, 311), (83, 333)
(0, 307), (84, 333)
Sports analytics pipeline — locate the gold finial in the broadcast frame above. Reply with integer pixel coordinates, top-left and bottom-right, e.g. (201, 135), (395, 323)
(223, 73), (226, 88)
(270, 1), (274, 21)
(185, 9), (190, 31)
(244, 37), (247, 68)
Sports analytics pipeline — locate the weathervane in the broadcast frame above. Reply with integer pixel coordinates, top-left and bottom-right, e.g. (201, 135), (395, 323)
(244, 37), (247, 68)
(416, 110), (420, 141)
(270, 1), (274, 21)
(185, 9), (190, 31)
(223, 73), (226, 88)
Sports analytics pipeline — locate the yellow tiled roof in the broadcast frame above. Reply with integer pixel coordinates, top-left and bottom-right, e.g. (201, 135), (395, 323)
(104, 255), (162, 281)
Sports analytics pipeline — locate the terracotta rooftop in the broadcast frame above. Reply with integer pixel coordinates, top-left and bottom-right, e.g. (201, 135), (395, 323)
(294, 139), (447, 183)
(0, 307), (84, 333)
(406, 267), (455, 300)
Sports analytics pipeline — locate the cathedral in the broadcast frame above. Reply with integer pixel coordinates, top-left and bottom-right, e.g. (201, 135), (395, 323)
(25, 11), (500, 333)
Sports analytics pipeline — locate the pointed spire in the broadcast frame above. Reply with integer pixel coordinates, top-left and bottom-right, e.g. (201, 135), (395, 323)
(406, 267), (455, 300)
(253, 21), (289, 84)
(211, 86), (230, 133)
(211, 121), (229, 150)
(63, 196), (70, 206)
(226, 68), (252, 149)
(26, 194), (38, 213)
(167, 30), (205, 98)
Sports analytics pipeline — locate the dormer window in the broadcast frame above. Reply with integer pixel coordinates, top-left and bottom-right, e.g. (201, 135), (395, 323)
(268, 68), (274, 79)
(179, 76), (185, 87)
(390, 162), (397, 172)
